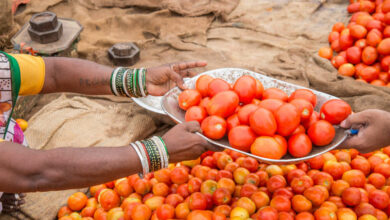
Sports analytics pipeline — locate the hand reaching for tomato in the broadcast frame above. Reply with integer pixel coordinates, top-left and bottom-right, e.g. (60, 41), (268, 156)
(146, 61), (207, 96)
(340, 109), (390, 153)
(162, 121), (222, 163)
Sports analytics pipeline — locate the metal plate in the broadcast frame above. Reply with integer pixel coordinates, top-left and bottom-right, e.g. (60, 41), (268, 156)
(161, 68), (348, 164)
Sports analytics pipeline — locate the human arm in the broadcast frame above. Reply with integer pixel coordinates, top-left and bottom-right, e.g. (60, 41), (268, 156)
(339, 109), (390, 153)
(41, 57), (206, 96)
(0, 122), (219, 193)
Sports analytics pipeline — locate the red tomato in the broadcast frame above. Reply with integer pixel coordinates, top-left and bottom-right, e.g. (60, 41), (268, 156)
(328, 31), (340, 43)
(196, 75), (214, 97)
(228, 125), (256, 152)
(262, 88), (288, 102)
(273, 135), (288, 156)
(226, 113), (240, 132)
(381, 55), (390, 72)
(249, 108), (277, 136)
(320, 99), (352, 125)
(200, 97), (211, 109)
(350, 24), (367, 39)
(274, 103), (301, 136)
(289, 99), (314, 121)
(342, 187), (361, 207)
(331, 39), (342, 52)
(360, 66), (379, 82)
(288, 133), (312, 158)
(201, 116), (227, 140)
(255, 79), (264, 99)
(233, 75), (257, 104)
(213, 188), (232, 206)
(366, 29), (382, 47)
(307, 120), (336, 146)
(369, 190), (389, 209)
(288, 89), (317, 107)
(208, 78), (231, 97)
(178, 89), (202, 110)
(237, 104), (259, 125)
(331, 55), (348, 68)
(367, 19), (383, 31)
(302, 111), (320, 130)
(156, 204), (175, 220)
(332, 22), (345, 32)
(258, 99), (285, 113)
(206, 91), (239, 118)
(355, 39), (367, 49)
(189, 192), (207, 210)
(362, 46), (378, 65)
(185, 106), (207, 123)
(340, 34), (354, 50)
(378, 38), (390, 55)
(346, 46), (362, 64)
(251, 136), (286, 159)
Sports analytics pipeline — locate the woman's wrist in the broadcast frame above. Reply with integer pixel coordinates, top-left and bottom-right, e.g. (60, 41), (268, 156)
(110, 67), (148, 98)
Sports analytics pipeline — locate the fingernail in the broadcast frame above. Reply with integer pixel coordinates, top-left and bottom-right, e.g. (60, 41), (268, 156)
(340, 120), (346, 127)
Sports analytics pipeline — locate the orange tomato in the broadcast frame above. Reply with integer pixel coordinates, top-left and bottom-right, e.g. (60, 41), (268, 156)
(196, 75), (214, 97)
(249, 108), (277, 136)
(178, 89), (202, 110)
(68, 192), (88, 211)
(251, 136), (285, 159)
(233, 75), (257, 104)
(208, 78), (231, 97)
(262, 88), (288, 102)
(319, 47), (333, 60)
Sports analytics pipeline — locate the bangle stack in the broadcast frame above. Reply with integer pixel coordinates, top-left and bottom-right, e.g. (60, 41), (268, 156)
(110, 67), (148, 98)
(130, 136), (169, 178)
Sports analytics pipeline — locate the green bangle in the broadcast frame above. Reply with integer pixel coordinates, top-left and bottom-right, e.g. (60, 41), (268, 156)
(142, 139), (161, 171)
(157, 136), (169, 160)
(126, 69), (135, 97)
(143, 69), (148, 96)
(115, 68), (126, 96)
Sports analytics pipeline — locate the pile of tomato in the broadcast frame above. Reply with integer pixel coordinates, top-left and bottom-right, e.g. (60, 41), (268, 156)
(58, 147), (390, 220)
(178, 74), (352, 159)
(319, 0), (390, 87)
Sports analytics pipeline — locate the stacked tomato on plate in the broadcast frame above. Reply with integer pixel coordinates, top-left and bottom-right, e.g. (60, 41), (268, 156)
(178, 75), (352, 159)
(319, 0), (390, 87)
(58, 147), (390, 220)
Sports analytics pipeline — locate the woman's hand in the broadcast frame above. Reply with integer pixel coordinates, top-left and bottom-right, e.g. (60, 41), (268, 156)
(339, 109), (390, 153)
(145, 61), (207, 96)
(162, 121), (222, 163)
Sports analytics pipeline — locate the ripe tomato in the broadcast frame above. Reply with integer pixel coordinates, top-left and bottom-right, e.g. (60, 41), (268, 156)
(302, 111), (320, 130)
(274, 135), (288, 155)
(270, 195), (291, 212)
(338, 63), (356, 77)
(257, 99), (285, 113)
(346, 46), (362, 64)
(340, 33), (354, 50)
(228, 125), (256, 152)
(187, 210), (212, 220)
(331, 180), (350, 196)
(233, 75), (257, 104)
(314, 207), (337, 220)
(254, 206), (278, 220)
(255, 79), (264, 99)
(292, 195), (312, 213)
(175, 203), (190, 219)
(156, 204), (175, 220)
(251, 136), (286, 159)
(207, 91), (239, 118)
(263, 88), (288, 101)
(369, 190), (389, 209)
(360, 66), (379, 82)
(320, 99), (352, 125)
(362, 46), (378, 65)
(97, 189), (120, 211)
(201, 116), (227, 140)
(313, 172), (333, 191)
(366, 29), (382, 47)
(350, 24), (367, 39)
(212, 188), (231, 206)
(307, 120), (335, 146)
(152, 183), (169, 197)
(68, 192), (88, 211)
(332, 22), (345, 32)
(189, 192), (208, 210)
(200, 97), (211, 109)
(355, 38), (367, 49)
(295, 212), (315, 220)
(267, 175), (287, 193)
(165, 194), (183, 208)
(178, 89), (202, 110)
(217, 178), (235, 194)
(319, 47), (333, 60)
(289, 99), (314, 120)
(331, 39), (341, 52)
(328, 31), (339, 43)
(226, 113), (240, 132)
(381, 55), (390, 71)
(237, 104), (259, 125)
(185, 106), (207, 123)
(249, 108), (277, 136)
(208, 78), (231, 97)
(288, 133), (312, 158)
(251, 191), (270, 209)
(196, 75), (214, 97)
(241, 157), (259, 173)
(331, 55), (347, 68)
(303, 186), (327, 207)
(368, 173), (386, 189)
(170, 167), (189, 185)
(342, 169), (366, 188)
(354, 203), (376, 217)
(131, 204), (151, 220)
(274, 103), (300, 136)
(342, 187), (361, 206)
(378, 38), (390, 55)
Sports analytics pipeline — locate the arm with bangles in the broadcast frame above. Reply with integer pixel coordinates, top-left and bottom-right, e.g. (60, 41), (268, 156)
(0, 56), (220, 193)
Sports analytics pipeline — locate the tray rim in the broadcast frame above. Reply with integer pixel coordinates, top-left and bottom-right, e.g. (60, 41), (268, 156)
(161, 67), (348, 164)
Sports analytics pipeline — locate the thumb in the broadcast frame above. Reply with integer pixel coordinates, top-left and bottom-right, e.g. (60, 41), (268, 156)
(182, 121), (201, 133)
(340, 112), (367, 129)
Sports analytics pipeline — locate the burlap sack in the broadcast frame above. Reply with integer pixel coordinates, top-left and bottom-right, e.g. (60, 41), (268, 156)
(2, 0), (390, 219)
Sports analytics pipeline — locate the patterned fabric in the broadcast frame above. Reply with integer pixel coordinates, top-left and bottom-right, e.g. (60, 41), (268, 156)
(0, 52), (28, 213)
